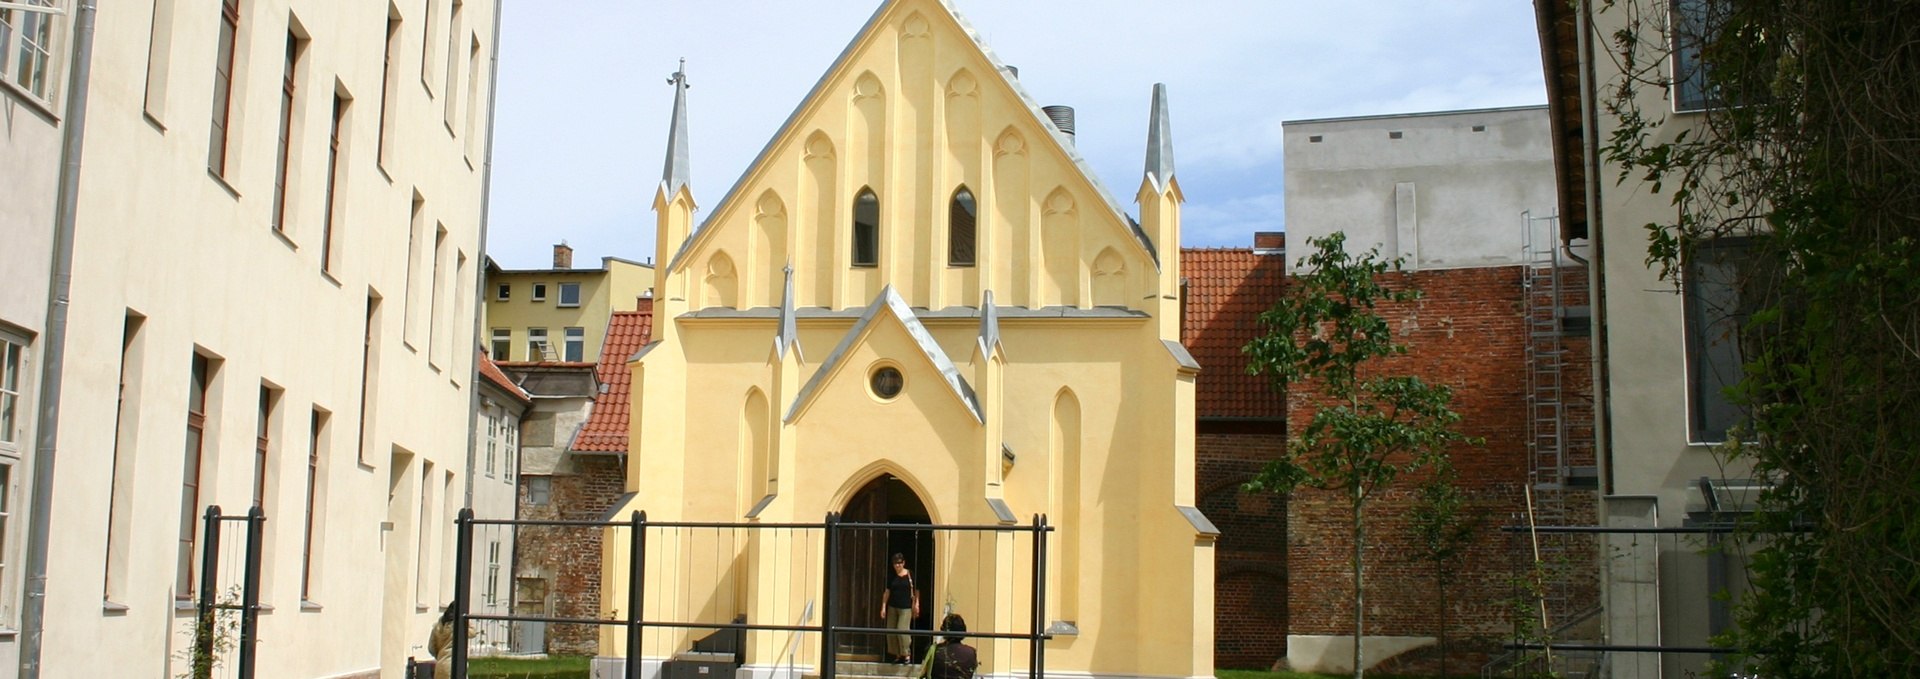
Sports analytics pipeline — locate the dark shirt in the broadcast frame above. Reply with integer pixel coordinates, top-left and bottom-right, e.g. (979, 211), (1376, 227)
(887, 571), (914, 609)
(932, 642), (978, 679)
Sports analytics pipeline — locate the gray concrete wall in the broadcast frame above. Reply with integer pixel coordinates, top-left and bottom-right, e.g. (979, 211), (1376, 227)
(1283, 106), (1558, 272)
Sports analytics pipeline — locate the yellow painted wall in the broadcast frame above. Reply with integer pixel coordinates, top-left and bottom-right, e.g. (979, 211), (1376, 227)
(604, 1), (1212, 678)
(485, 258), (654, 361)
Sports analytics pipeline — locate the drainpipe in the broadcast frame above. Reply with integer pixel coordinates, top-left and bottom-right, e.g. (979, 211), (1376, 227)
(1571, 0), (1615, 496)
(20, 0), (98, 676)
(464, 0), (506, 511)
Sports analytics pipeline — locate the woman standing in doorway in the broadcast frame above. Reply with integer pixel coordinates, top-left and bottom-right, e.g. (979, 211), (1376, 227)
(878, 552), (919, 664)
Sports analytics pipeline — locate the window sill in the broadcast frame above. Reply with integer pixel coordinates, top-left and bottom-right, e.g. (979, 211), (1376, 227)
(445, 120), (457, 137)
(300, 600), (324, 612)
(207, 170), (241, 200)
(403, 340), (419, 354)
(143, 111), (167, 134)
(103, 600), (131, 616)
(557, 303), (580, 309)
(270, 226), (300, 252)
(174, 599), (197, 614)
(465, 155), (476, 172)
(851, 264), (879, 269)
(0, 628), (16, 638)
(320, 270), (343, 288)
(376, 163), (394, 185)
(0, 77), (59, 121)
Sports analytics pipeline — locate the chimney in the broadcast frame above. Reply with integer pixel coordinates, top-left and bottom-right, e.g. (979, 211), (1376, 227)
(1042, 106), (1076, 143)
(553, 242), (574, 269)
(1254, 232), (1285, 252)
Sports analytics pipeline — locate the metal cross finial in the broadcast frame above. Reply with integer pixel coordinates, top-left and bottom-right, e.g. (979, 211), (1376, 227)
(668, 57), (689, 87)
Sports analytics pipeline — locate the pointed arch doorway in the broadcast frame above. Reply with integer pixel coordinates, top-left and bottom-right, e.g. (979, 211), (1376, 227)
(835, 473), (935, 661)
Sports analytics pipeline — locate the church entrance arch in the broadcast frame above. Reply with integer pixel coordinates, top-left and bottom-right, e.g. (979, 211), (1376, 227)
(835, 473), (935, 661)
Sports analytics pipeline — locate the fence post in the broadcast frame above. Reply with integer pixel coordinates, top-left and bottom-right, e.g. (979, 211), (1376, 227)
(194, 504), (222, 679)
(626, 511), (646, 679)
(1036, 515), (1048, 679)
(820, 511), (838, 679)
(237, 506), (265, 679)
(1028, 515), (1042, 679)
(453, 508), (474, 678)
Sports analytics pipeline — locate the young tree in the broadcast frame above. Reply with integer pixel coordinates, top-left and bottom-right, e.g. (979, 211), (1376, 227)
(1408, 459), (1481, 678)
(1597, 1), (1920, 674)
(1242, 231), (1473, 678)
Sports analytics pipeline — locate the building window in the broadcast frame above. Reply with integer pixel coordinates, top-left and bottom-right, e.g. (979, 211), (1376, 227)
(1685, 238), (1774, 443)
(301, 408), (326, 601)
(0, 0), (59, 102)
(321, 95), (348, 273)
(271, 33), (303, 233)
(527, 476), (551, 505)
(1671, 0), (1726, 112)
(563, 327), (584, 362)
(254, 385), (275, 509)
(557, 282), (581, 308)
(495, 283), (510, 301)
(490, 328), (510, 361)
(206, 0), (242, 175)
(531, 283), (547, 302)
(178, 354), (213, 598)
(503, 418), (516, 480)
(0, 335), (22, 448)
(0, 461), (12, 617)
(376, 9), (399, 168)
(852, 188), (880, 267)
(869, 364), (904, 401)
(442, 0), (462, 127)
(104, 313), (145, 601)
(948, 186), (977, 267)
(526, 328), (548, 360)
(414, 461), (433, 606)
(483, 409), (497, 478)
(484, 540), (500, 606)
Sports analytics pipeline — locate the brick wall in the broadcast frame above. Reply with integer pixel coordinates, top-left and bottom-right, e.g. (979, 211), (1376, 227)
(1198, 425), (1290, 669)
(1282, 266), (1551, 672)
(516, 455), (627, 655)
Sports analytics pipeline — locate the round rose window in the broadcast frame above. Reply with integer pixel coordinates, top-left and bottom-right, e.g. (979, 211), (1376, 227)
(870, 366), (904, 400)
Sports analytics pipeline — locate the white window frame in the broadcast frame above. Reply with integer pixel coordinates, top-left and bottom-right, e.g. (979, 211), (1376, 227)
(530, 283), (547, 302)
(0, 332), (26, 451)
(484, 540), (500, 606)
(563, 327), (585, 362)
(495, 283), (509, 301)
(557, 282), (582, 308)
(0, 0), (63, 106)
(526, 328), (548, 360)
(489, 328), (510, 361)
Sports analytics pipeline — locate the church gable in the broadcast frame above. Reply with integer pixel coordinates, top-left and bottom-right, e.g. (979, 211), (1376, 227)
(785, 287), (982, 425)
(669, 0), (1157, 314)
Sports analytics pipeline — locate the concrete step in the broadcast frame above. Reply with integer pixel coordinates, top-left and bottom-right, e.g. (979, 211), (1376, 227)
(803, 659), (924, 679)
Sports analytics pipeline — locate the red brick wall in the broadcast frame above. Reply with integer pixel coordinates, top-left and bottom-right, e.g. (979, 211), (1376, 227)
(1198, 425), (1289, 669)
(1282, 266), (1544, 671)
(516, 455), (627, 655)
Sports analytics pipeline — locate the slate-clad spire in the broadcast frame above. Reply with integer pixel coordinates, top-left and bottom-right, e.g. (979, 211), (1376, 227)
(775, 263), (801, 360)
(1144, 83), (1175, 193)
(662, 58), (692, 197)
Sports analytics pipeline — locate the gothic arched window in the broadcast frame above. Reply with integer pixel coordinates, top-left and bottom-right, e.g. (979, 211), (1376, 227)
(948, 186), (977, 267)
(852, 188), (880, 267)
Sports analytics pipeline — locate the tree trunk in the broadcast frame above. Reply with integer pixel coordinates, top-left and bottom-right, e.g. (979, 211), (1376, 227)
(1438, 561), (1449, 678)
(1352, 486), (1366, 679)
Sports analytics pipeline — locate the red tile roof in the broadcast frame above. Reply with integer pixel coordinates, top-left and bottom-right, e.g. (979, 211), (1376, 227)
(476, 351), (532, 406)
(573, 299), (655, 453)
(1182, 248), (1287, 419)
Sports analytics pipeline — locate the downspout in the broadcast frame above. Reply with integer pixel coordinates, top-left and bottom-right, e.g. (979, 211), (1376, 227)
(464, 0), (505, 510)
(1572, 0), (1615, 496)
(20, 0), (98, 676)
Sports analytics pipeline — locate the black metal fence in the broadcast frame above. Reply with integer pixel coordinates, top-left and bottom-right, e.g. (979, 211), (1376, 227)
(190, 505), (265, 679)
(449, 508), (1052, 679)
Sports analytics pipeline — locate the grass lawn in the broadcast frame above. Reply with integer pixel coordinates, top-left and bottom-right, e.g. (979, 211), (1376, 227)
(467, 655), (591, 679)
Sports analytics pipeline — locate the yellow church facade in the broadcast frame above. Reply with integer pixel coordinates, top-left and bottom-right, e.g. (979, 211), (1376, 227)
(600, 1), (1215, 677)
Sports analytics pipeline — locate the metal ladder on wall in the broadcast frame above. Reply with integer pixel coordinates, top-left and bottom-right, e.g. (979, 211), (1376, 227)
(1521, 210), (1576, 619)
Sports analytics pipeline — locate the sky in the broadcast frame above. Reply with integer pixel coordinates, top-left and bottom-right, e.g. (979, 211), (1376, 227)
(484, 2), (1547, 270)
